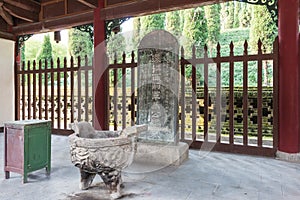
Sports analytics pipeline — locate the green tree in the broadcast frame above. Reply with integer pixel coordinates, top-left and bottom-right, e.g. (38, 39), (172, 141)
(234, 2), (241, 28)
(225, 2), (234, 29)
(204, 4), (221, 55)
(182, 8), (208, 57)
(107, 32), (126, 63)
(37, 34), (53, 68)
(69, 28), (93, 65)
(249, 5), (277, 86)
(132, 17), (141, 50)
(240, 3), (252, 27)
(165, 10), (182, 39)
(220, 2), (228, 30)
(179, 10), (185, 33)
(52, 42), (68, 65)
(140, 13), (165, 36)
(182, 7), (207, 83)
(107, 32), (127, 84)
(24, 40), (42, 63)
(249, 5), (277, 53)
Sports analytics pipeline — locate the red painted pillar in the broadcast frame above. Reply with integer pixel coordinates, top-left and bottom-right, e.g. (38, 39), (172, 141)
(93, 0), (109, 130)
(15, 44), (21, 121)
(278, 0), (300, 153)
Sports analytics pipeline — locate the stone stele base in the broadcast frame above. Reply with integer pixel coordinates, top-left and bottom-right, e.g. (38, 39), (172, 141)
(133, 142), (189, 166)
(276, 150), (300, 162)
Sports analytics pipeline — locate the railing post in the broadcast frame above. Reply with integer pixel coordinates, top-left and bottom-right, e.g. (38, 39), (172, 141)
(204, 45), (209, 142)
(191, 45), (196, 142)
(242, 40), (248, 146)
(70, 56), (75, 124)
(257, 39), (263, 147)
(229, 42), (234, 144)
(216, 43), (221, 143)
(273, 37), (279, 150)
(180, 47), (186, 141)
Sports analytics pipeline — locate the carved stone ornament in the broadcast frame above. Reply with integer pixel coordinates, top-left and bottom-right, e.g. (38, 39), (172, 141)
(69, 121), (147, 199)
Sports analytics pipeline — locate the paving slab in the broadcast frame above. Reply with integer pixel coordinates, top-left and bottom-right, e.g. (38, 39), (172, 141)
(0, 133), (300, 200)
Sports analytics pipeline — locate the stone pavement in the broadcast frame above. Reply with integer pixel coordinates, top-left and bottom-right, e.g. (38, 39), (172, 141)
(0, 134), (300, 200)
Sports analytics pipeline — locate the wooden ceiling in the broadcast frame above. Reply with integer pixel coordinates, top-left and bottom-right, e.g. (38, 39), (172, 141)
(0, 0), (292, 41)
(0, 0), (225, 41)
(0, 0), (98, 40)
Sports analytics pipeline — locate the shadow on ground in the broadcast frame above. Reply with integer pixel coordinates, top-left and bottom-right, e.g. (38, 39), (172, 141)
(66, 182), (139, 200)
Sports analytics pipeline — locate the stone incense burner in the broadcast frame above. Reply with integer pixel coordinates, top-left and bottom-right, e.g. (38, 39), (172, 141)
(69, 122), (147, 199)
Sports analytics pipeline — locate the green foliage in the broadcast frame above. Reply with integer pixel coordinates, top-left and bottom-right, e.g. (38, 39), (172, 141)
(106, 18), (129, 40)
(181, 8), (208, 82)
(249, 5), (277, 86)
(52, 42), (68, 66)
(249, 5), (277, 53)
(193, 8), (208, 48)
(69, 28), (93, 65)
(204, 4), (221, 51)
(225, 2), (234, 29)
(140, 13), (166, 36)
(184, 64), (202, 84)
(23, 33), (68, 70)
(179, 10), (185, 34)
(106, 33), (126, 63)
(132, 17), (141, 50)
(182, 8), (208, 58)
(218, 28), (251, 87)
(220, 3), (227, 30)
(37, 34), (53, 67)
(24, 40), (42, 63)
(234, 2), (241, 28)
(240, 2), (252, 28)
(165, 11), (182, 39)
(106, 32), (127, 85)
(219, 28), (250, 56)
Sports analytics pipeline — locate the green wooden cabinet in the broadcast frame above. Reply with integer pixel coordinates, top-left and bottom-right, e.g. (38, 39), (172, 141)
(4, 120), (51, 183)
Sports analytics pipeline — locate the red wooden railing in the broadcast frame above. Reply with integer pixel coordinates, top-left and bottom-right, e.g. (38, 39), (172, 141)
(178, 39), (278, 156)
(108, 38), (278, 156)
(15, 38), (278, 156)
(16, 56), (93, 135)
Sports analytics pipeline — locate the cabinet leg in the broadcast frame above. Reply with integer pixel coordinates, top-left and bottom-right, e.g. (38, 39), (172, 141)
(46, 166), (51, 176)
(5, 171), (10, 179)
(23, 174), (28, 183)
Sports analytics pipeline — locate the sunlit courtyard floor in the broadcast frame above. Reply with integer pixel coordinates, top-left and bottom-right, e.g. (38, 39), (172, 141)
(0, 133), (299, 200)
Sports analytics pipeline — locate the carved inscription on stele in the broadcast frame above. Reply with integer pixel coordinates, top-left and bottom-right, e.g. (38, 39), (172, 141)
(137, 30), (179, 144)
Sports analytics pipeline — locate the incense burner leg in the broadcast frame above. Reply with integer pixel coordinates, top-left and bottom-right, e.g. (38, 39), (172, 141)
(79, 169), (96, 190)
(99, 170), (122, 199)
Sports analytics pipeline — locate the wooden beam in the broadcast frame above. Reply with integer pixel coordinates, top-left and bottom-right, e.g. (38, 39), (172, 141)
(3, 3), (39, 22)
(0, 6), (13, 25)
(0, 30), (15, 40)
(101, 0), (224, 20)
(12, 11), (94, 35)
(3, 0), (40, 13)
(77, 0), (98, 8)
(44, 11), (94, 29)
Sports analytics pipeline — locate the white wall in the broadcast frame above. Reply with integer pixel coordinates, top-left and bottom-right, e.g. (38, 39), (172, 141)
(0, 39), (15, 127)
